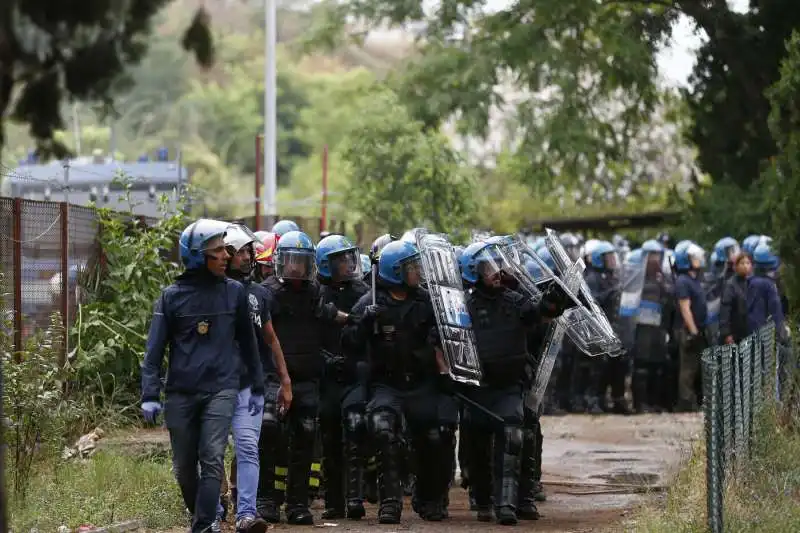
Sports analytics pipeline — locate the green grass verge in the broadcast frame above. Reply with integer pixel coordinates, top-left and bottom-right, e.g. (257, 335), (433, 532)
(10, 450), (187, 531)
(633, 407), (800, 532)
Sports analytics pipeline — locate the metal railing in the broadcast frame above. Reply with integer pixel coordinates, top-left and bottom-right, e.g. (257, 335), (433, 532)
(701, 322), (794, 533)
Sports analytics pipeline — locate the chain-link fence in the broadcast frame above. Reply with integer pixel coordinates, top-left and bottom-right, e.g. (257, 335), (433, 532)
(701, 322), (790, 533)
(0, 195), (344, 360)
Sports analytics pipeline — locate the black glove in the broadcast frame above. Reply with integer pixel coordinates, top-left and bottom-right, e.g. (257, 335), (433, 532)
(322, 301), (339, 321)
(362, 304), (381, 324)
(540, 284), (573, 318)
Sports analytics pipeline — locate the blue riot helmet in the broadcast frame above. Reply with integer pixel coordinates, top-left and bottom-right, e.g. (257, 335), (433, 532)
(460, 241), (507, 286)
(673, 241), (706, 272)
(535, 247), (557, 271)
(378, 240), (423, 287)
(742, 235), (761, 255)
(713, 237), (740, 265)
(590, 241), (619, 271)
(274, 230), (316, 281)
(641, 239), (663, 254)
(560, 232), (581, 262)
(179, 218), (230, 270)
(315, 234), (361, 283)
(360, 254), (371, 275)
(581, 239), (601, 263)
(524, 260), (544, 280)
(674, 240), (692, 252)
(625, 248), (644, 265)
(271, 219), (300, 237)
(753, 242), (780, 271)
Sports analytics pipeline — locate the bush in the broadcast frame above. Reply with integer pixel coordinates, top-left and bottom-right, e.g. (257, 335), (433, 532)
(71, 192), (186, 409)
(2, 314), (84, 499)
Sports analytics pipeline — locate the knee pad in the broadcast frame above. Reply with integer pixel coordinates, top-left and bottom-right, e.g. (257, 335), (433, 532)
(299, 415), (317, 438)
(503, 426), (524, 456)
(344, 408), (367, 436)
(369, 409), (398, 443)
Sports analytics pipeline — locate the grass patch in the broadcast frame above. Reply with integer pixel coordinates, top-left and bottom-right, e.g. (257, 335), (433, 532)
(10, 449), (187, 531)
(633, 407), (800, 532)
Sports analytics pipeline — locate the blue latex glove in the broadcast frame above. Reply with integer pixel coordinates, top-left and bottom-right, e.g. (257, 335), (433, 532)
(248, 394), (265, 416)
(141, 401), (162, 424)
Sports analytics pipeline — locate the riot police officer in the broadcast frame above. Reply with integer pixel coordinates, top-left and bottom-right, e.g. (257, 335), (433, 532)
(620, 241), (672, 413)
(585, 241), (627, 414)
(314, 235), (370, 520)
(342, 240), (456, 524)
(458, 241), (570, 525)
(260, 231), (339, 525)
(141, 219), (265, 533)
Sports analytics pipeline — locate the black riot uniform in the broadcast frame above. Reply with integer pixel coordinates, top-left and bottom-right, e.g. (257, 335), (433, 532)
(462, 283), (560, 525)
(585, 269), (627, 414)
(632, 265), (673, 413)
(517, 322), (550, 518)
(317, 278), (370, 519)
(260, 275), (335, 525)
(343, 287), (457, 524)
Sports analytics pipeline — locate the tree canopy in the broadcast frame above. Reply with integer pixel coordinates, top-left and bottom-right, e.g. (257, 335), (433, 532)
(306, 0), (800, 193)
(0, 0), (213, 158)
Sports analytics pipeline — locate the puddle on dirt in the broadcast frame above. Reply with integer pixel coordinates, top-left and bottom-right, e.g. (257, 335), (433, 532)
(597, 457), (643, 463)
(592, 471), (660, 486)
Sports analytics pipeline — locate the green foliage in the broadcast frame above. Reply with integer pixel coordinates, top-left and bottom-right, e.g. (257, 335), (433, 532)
(72, 188), (185, 403)
(762, 30), (800, 308)
(10, 449), (187, 531)
(684, 1), (800, 190)
(1, 0), (214, 159)
(2, 314), (83, 499)
(305, 0), (691, 204)
(337, 88), (476, 235)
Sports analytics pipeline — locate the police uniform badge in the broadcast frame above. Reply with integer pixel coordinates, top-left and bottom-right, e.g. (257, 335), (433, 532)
(197, 320), (210, 335)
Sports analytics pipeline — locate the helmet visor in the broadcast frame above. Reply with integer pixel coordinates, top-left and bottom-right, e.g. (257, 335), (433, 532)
(329, 248), (362, 282)
(276, 250), (316, 281)
(474, 246), (509, 285)
(400, 254), (424, 288)
(603, 251), (620, 271)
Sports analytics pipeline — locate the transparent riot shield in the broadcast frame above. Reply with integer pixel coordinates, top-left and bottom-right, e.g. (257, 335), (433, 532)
(617, 250), (646, 352)
(498, 236), (620, 357)
(525, 317), (567, 411)
(416, 232), (483, 386)
(543, 229), (623, 356)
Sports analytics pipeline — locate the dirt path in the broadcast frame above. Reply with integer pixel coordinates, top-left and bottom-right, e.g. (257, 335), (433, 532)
(147, 412), (701, 533)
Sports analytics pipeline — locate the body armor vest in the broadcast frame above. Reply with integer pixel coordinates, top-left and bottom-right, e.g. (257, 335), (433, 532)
(265, 277), (323, 381)
(468, 288), (528, 387)
(369, 289), (436, 388)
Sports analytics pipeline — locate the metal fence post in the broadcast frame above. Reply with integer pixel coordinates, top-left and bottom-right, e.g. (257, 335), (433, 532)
(59, 201), (69, 365)
(12, 198), (22, 359)
(702, 349), (723, 533)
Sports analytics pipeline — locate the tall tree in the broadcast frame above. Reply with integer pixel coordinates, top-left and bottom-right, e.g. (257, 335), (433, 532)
(306, 0), (800, 189)
(337, 87), (475, 235)
(0, 1), (213, 158)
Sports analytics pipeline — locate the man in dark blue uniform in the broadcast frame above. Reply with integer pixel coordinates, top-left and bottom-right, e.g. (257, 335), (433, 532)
(458, 241), (570, 525)
(314, 235), (370, 520)
(141, 219), (265, 533)
(261, 231), (340, 525)
(343, 240), (456, 524)
(673, 241), (709, 412)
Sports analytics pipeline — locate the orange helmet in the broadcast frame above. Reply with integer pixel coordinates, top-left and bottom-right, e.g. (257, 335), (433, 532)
(254, 232), (277, 265)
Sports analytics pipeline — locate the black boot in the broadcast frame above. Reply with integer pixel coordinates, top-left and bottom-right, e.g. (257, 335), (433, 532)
(344, 434), (366, 520)
(256, 498), (281, 524)
(377, 440), (403, 524)
(517, 420), (540, 520)
(493, 427), (522, 526)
